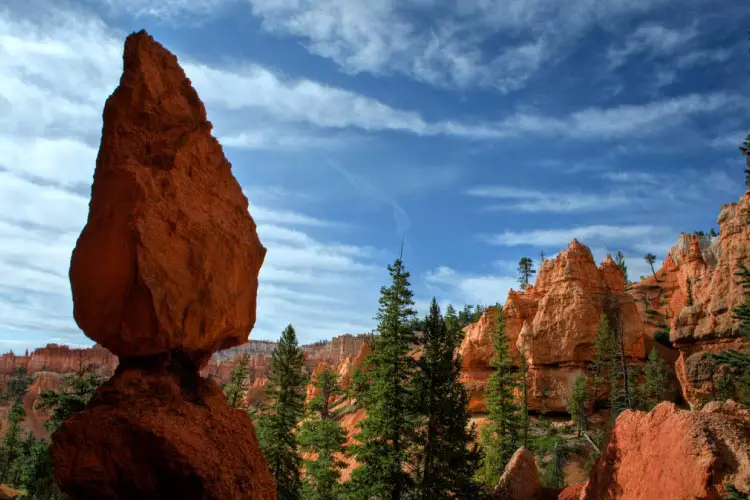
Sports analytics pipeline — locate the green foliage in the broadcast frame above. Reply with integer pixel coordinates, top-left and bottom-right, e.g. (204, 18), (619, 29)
(298, 368), (347, 500)
(222, 355), (251, 408)
(568, 374), (588, 436)
(258, 324), (307, 500)
(741, 132), (750, 191)
(641, 348), (668, 410)
(725, 483), (750, 499)
(615, 251), (629, 285)
(37, 370), (104, 433)
(454, 304), (486, 329)
(734, 264), (750, 339)
(707, 350), (750, 406)
(653, 330), (671, 347)
(644, 253), (657, 277)
(517, 257), (536, 291)
(476, 310), (521, 486)
(414, 299), (482, 499)
(687, 278), (695, 307)
(0, 368), (32, 404)
(590, 314), (617, 406)
(346, 258), (419, 499)
(539, 439), (566, 489)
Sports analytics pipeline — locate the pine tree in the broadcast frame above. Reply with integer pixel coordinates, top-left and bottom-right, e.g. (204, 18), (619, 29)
(734, 264), (750, 339)
(517, 257), (536, 291)
(740, 132), (750, 191)
(0, 400), (25, 483)
(258, 324), (307, 500)
(223, 354), (251, 408)
(590, 314), (617, 406)
(477, 307), (521, 486)
(568, 374), (589, 436)
(645, 253), (657, 277)
(519, 348), (530, 448)
(415, 299), (482, 499)
(298, 367), (347, 500)
(37, 370), (104, 433)
(615, 251), (629, 285)
(346, 258), (419, 500)
(641, 348), (668, 410)
(539, 440), (565, 489)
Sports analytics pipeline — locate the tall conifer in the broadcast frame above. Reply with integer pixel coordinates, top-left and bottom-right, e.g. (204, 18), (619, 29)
(258, 325), (307, 500)
(347, 258), (419, 500)
(415, 299), (481, 499)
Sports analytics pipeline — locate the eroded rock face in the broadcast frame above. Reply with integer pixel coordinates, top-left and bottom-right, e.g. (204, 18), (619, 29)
(629, 193), (750, 407)
(581, 402), (750, 499)
(0, 344), (117, 379)
(459, 241), (646, 413)
(52, 356), (276, 500)
(69, 30), (266, 366)
(52, 30), (274, 500)
(494, 448), (542, 500)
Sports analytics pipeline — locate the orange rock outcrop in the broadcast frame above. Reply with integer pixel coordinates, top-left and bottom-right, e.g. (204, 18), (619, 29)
(493, 447), (543, 499)
(0, 344), (117, 380)
(50, 30), (275, 499)
(68, 29), (266, 366)
(461, 240), (646, 412)
(581, 402), (750, 499)
(629, 193), (750, 407)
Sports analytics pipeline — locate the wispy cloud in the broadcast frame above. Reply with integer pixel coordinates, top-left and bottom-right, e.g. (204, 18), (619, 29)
(607, 23), (698, 69)
(423, 266), (515, 307)
(484, 224), (668, 247)
(466, 185), (632, 213)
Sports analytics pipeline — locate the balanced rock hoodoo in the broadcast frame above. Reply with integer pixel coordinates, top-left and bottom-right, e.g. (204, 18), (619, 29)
(51, 30), (274, 500)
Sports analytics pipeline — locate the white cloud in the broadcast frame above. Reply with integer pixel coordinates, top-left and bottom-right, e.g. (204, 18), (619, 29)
(485, 224), (668, 248)
(607, 23), (698, 69)
(423, 266), (515, 307)
(248, 0), (691, 91)
(466, 185), (633, 213)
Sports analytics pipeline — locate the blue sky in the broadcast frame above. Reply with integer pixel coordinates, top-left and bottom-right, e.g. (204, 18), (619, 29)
(0, 0), (748, 352)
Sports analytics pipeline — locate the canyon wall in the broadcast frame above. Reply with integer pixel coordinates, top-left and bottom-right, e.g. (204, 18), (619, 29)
(460, 240), (647, 413)
(0, 344), (117, 381)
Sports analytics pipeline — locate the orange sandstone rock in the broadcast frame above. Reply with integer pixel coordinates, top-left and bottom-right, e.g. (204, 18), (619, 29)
(69, 30), (266, 366)
(581, 402), (750, 499)
(494, 447), (542, 500)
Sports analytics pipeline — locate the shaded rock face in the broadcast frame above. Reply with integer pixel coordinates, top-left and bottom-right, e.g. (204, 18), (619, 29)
(51, 30), (274, 500)
(629, 194), (750, 407)
(69, 30), (266, 366)
(581, 402), (750, 499)
(460, 241), (646, 413)
(494, 448), (542, 500)
(52, 356), (275, 500)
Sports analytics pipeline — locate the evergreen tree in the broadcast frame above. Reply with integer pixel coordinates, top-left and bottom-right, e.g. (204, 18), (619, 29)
(645, 253), (657, 277)
(477, 308), (521, 486)
(734, 264), (750, 339)
(687, 278), (695, 307)
(258, 325), (307, 500)
(298, 367), (347, 500)
(346, 258), (419, 500)
(615, 251), (629, 285)
(517, 257), (536, 291)
(37, 370), (104, 433)
(590, 314), (618, 406)
(741, 133), (750, 192)
(568, 374), (589, 436)
(415, 299), (482, 499)
(539, 440), (565, 489)
(642, 348), (668, 410)
(519, 348), (530, 448)
(0, 400), (26, 483)
(223, 354), (251, 408)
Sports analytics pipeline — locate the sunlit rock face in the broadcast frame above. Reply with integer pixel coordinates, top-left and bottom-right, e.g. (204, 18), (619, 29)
(460, 240), (646, 413)
(51, 30), (275, 500)
(629, 193), (750, 407)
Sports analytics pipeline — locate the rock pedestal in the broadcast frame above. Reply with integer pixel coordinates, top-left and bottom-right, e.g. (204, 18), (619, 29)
(51, 30), (274, 499)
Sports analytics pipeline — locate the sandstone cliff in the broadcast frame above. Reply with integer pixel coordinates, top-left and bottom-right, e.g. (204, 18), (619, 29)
(50, 30), (275, 499)
(0, 344), (116, 381)
(629, 193), (750, 407)
(460, 240), (646, 413)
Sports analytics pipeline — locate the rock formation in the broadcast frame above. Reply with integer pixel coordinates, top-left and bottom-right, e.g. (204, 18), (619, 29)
(460, 240), (646, 412)
(50, 30), (274, 499)
(580, 402), (750, 499)
(629, 193), (750, 407)
(0, 344), (117, 380)
(494, 448), (543, 499)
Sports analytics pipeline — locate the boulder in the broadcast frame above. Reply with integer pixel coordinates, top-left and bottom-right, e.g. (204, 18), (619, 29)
(581, 402), (750, 499)
(68, 30), (266, 366)
(494, 448), (542, 500)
